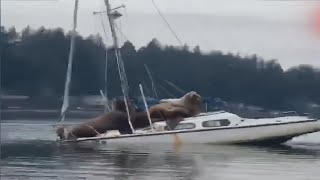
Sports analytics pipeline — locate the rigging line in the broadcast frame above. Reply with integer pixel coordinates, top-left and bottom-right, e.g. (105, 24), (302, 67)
(93, 15), (100, 38)
(98, 13), (111, 112)
(94, 12), (112, 112)
(114, 22), (129, 42)
(103, 46), (110, 113)
(152, 73), (185, 95)
(99, 14), (109, 43)
(157, 82), (176, 98)
(123, 1), (129, 24)
(151, 0), (183, 47)
(142, 81), (152, 97)
(153, 76), (175, 98)
(116, 19), (123, 45)
(119, 19), (125, 44)
(60, 0), (79, 123)
(117, 53), (135, 132)
(118, 51), (130, 95)
(112, 26), (130, 98)
(0, 0), (2, 125)
(114, 46), (133, 130)
(144, 64), (158, 98)
(163, 79), (186, 94)
(139, 84), (154, 132)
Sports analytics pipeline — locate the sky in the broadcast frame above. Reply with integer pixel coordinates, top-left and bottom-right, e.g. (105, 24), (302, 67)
(1, 0), (320, 69)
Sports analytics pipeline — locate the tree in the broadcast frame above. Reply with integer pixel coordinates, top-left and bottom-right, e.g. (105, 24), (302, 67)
(1, 26), (320, 112)
(193, 45), (200, 54)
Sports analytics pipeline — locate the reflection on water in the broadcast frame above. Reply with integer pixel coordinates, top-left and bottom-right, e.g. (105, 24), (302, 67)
(1, 120), (320, 180)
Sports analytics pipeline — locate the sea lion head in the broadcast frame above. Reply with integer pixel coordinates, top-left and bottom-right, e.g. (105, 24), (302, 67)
(111, 97), (137, 114)
(56, 126), (66, 140)
(56, 125), (74, 140)
(183, 91), (202, 105)
(179, 91), (203, 115)
(111, 97), (124, 111)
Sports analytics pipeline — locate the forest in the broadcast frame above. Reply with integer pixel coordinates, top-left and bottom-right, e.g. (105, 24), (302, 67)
(1, 26), (320, 111)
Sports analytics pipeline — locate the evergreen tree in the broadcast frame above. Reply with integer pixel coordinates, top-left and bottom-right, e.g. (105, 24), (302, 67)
(1, 26), (320, 111)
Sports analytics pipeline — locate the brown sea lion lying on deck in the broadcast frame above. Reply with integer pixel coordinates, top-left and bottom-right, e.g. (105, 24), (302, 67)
(57, 99), (129, 140)
(148, 91), (203, 119)
(56, 111), (133, 140)
(56, 92), (203, 140)
(56, 99), (160, 140)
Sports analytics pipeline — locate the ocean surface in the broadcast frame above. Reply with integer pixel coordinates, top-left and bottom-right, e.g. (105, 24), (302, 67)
(1, 119), (320, 180)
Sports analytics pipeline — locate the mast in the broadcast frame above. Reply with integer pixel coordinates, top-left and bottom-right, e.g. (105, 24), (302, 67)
(60, 0), (79, 123)
(0, 0), (2, 125)
(103, 0), (134, 133)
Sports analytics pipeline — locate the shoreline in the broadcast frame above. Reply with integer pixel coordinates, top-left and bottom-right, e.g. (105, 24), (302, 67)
(1, 108), (103, 120)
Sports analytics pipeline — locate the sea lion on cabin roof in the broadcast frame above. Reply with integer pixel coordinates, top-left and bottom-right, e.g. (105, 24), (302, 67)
(148, 91), (203, 119)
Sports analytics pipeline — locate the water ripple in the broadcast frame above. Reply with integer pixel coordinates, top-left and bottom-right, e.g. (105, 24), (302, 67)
(1, 120), (320, 180)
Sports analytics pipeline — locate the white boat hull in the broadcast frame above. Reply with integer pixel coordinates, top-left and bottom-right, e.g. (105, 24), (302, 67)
(62, 119), (320, 145)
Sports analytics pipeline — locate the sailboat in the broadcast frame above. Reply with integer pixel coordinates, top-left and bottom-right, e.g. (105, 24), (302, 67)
(57, 0), (320, 145)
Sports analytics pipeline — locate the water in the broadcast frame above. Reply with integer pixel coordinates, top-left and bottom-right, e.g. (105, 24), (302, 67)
(1, 120), (320, 180)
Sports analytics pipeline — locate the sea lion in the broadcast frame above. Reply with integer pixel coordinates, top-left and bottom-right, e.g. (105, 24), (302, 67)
(148, 91), (203, 119)
(56, 111), (134, 140)
(56, 98), (161, 140)
(110, 97), (163, 128)
(56, 98), (136, 140)
(111, 97), (137, 114)
(56, 92), (203, 140)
